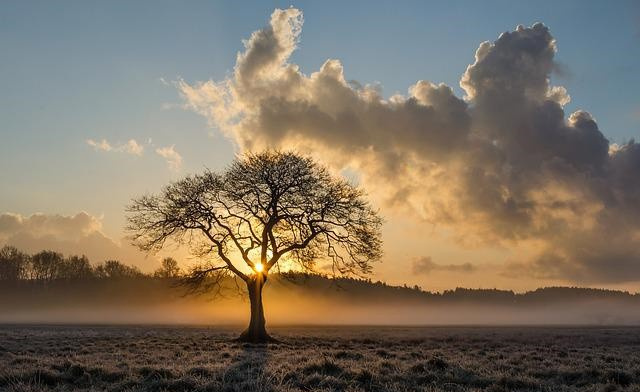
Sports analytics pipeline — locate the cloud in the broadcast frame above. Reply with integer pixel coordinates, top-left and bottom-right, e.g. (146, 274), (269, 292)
(412, 256), (475, 275)
(0, 212), (102, 241)
(86, 139), (113, 152)
(155, 145), (182, 171)
(0, 212), (153, 269)
(120, 139), (144, 156)
(87, 138), (183, 172)
(87, 138), (144, 156)
(177, 10), (640, 284)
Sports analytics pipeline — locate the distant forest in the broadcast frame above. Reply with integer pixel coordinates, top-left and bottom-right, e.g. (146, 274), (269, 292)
(0, 245), (179, 282)
(1, 245), (639, 305)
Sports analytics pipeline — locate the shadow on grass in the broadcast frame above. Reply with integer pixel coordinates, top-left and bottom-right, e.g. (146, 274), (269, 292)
(220, 343), (272, 392)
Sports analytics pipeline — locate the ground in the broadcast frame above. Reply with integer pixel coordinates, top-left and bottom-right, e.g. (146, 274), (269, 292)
(1, 326), (639, 391)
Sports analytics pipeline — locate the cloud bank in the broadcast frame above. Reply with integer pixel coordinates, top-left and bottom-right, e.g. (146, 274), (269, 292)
(0, 212), (153, 269)
(178, 9), (640, 284)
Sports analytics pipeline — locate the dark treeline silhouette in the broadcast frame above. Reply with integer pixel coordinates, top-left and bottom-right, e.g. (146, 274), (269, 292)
(0, 245), (179, 284)
(276, 272), (640, 305)
(2, 245), (639, 305)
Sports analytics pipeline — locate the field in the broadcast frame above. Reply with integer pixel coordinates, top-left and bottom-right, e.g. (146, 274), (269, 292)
(1, 326), (639, 392)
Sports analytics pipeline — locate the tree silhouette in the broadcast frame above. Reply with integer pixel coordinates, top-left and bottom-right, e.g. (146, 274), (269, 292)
(30, 250), (64, 283)
(60, 255), (94, 280)
(0, 246), (28, 281)
(94, 260), (142, 279)
(127, 151), (383, 342)
(154, 257), (181, 278)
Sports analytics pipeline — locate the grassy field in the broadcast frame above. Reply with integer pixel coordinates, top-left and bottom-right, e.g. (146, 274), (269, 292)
(1, 326), (639, 391)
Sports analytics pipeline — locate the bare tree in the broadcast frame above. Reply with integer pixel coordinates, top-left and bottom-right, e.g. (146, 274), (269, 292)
(127, 151), (383, 342)
(30, 250), (64, 283)
(60, 255), (94, 280)
(94, 260), (143, 279)
(154, 257), (181, 278)
(0, 246), (28, 281)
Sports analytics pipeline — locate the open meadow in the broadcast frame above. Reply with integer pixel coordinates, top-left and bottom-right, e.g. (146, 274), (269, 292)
(1, 325), (639, 392)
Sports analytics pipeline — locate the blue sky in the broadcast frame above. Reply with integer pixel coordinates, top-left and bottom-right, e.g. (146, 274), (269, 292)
(1, 1), (639, 289)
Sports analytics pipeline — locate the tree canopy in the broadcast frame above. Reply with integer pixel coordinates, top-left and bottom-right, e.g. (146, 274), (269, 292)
(127, 151), (382, 282)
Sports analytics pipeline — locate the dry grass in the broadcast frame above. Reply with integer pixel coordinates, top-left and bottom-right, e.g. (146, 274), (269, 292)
(1, 326), (639, 391)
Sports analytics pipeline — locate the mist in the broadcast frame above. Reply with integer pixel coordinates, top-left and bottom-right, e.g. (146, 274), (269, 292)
(2, 277), (639, 326)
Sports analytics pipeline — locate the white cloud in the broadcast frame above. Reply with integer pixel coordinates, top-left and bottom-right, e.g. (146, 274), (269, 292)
(120, 139), (144, 156)
(86, 138), (144, 156)
(86, 139), (113, 152)
(155, 145), (182, 171)
(87, 137), (185, 171)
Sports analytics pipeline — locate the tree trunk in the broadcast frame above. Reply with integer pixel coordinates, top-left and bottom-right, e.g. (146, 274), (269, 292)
(237, 273), (275, 343)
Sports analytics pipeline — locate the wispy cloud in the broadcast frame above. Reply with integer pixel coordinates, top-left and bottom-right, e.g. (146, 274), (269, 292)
(86, 138), (144, 156)
(86, 139), (113, 152)
(87, 137), (183, 172)
(412, 256), (475, 275)
(155, 145), (182, 171)
(120, 139), (144, 156)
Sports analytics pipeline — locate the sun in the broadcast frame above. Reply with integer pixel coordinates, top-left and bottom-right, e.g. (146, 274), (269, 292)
(248, 249), (272, 273)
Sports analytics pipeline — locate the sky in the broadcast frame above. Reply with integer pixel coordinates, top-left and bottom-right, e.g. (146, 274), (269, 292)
(1, 1), (640, 292)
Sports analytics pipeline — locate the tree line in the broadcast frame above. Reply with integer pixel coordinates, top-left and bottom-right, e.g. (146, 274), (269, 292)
(0, 246), (181, 283)
(2, 246), (638, 303)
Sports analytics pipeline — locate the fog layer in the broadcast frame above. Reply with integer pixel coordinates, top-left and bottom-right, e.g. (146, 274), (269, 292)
(2, 277), (639, 326)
